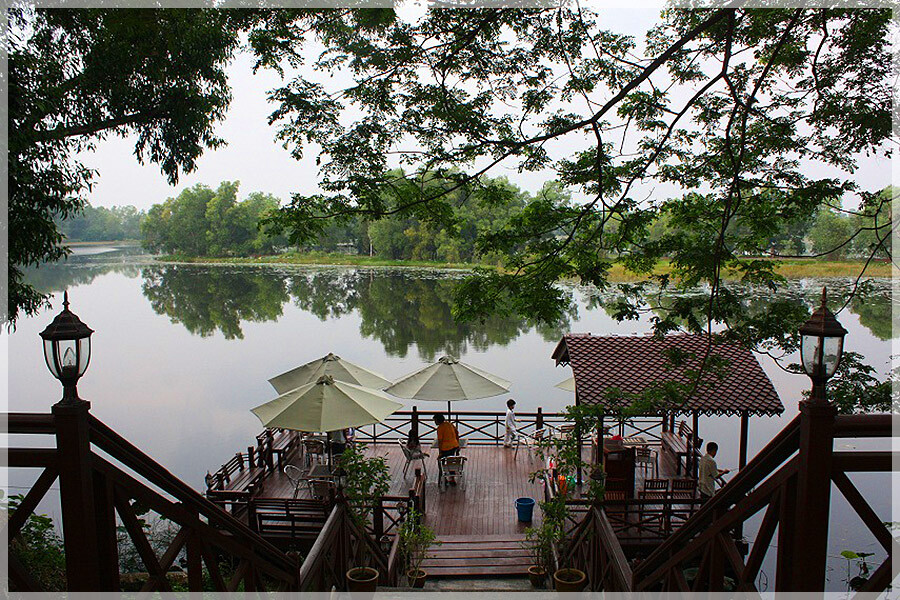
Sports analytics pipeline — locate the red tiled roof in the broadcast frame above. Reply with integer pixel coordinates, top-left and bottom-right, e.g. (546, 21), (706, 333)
(551, 333), (783, 417)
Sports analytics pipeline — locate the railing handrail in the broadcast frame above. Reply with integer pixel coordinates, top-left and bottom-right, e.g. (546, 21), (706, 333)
(593, 507), (634, 590)
(87, 414), (296, 573)
(6, 412), (57, 434)
(833, 413), (895, 437)
(297, 503), (343, 589)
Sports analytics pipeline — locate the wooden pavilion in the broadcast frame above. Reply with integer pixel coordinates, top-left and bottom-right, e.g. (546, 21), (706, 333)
(551, 333), (784, 481)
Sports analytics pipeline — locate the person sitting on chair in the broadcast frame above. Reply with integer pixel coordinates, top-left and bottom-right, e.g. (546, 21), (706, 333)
(433, 413), (460, 485)
(407, 428), (422, 451)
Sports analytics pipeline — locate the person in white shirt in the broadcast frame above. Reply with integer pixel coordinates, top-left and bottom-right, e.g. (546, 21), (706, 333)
(504, 399), (518, 448)
(698, 441), (730, 501)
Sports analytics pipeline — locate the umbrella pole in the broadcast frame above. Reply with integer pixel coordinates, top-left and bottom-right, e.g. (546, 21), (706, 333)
(447, 400), (452, 422)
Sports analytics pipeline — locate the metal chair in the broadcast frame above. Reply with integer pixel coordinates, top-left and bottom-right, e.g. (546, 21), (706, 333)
(399, 438), (429, 477)
(303, 439), (326, 469)
(438, 455), (468, 489)
(634, 446), (658, 478)
(284, 464), (306, 499)
(307, 478), (336, 501)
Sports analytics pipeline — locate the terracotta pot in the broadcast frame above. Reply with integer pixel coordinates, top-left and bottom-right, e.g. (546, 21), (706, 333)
(528, 565), (547, 587)
(346, 567), (379, 592)
(407, 568), (427, 588)
(554, 568), (587, 592)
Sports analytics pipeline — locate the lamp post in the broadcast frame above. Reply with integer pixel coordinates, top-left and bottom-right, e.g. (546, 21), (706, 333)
(39, 291), (93, 405)
(39, 292), (116, 589)
(786, 287), (846, 591)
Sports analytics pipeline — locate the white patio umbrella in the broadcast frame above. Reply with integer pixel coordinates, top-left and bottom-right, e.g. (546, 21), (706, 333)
(384, 355), (511, 418)
(268, 352), (392, 394)
(555, 377), (576, 392)
(252, 374), (402, 432)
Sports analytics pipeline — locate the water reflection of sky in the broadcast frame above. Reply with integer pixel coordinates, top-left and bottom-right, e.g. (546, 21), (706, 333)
(8, 247), (896, 592)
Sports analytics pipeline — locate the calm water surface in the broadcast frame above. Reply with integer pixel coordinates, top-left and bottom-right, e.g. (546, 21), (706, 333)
(7, 246), (896, 592)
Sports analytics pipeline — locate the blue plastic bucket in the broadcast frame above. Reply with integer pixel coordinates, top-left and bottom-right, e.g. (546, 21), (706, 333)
(516, 497), (535, 522)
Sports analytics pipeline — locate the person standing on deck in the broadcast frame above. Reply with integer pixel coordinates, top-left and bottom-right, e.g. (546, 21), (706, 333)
(698, 441), (729, 502)
(433, 414), (460, 485)
(504, 399), (518, 447)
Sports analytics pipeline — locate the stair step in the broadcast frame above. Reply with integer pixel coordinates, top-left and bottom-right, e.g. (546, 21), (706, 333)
(425, 534), (532, 578)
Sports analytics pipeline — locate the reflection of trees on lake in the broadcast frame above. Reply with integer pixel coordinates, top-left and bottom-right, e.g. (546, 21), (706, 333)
(24, 262), (142, 294)
(851, 294), (894, 341)
(289, 270), (570, 359)
(141, 267), (289, 340)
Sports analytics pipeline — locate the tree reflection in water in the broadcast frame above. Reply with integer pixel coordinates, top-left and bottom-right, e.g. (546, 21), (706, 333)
(26, 260), (894, 353)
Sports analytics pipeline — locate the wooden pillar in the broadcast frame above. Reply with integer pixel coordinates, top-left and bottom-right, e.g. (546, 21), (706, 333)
(789, 398), (837, 591)
(415, 468), (425, 514)
(691, 411), (700, 479)
(536, 407), (544, 430)
(53, 400), (112, 590)
(411, 405), (419, 440)
(597, 413), (605, 468)
(739, 411), (749, 470)
(373, 496), (384, 541)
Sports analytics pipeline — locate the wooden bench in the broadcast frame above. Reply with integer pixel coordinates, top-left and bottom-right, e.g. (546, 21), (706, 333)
(206, 452), (266, 499)
(256, 428), (300, 470)
(249, 498), (330, 541)
(661, 421), (700, 475)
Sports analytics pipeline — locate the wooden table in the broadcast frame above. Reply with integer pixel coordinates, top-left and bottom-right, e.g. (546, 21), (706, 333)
(307, 464), (334, 479)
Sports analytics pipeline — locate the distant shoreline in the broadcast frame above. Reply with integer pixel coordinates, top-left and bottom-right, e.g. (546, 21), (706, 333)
(153, 252), (896, 279)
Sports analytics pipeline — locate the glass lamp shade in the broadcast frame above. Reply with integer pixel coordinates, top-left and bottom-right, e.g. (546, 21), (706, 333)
(43, 337), (91, 380)
(800, 333), (844, 379)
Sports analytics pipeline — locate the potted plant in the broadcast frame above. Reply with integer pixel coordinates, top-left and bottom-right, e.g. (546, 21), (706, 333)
(336, 443), (391, 591)
(397, 508), (438, 588)
(530, 404), (612, 592)
(345, 566), (380, 592)
(523, 520), (555, 587)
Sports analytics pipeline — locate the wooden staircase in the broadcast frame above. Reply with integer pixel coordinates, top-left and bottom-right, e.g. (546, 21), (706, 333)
(422, 534), (530, 578)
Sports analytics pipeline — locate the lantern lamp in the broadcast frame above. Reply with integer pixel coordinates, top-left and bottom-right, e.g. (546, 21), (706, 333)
(798, 288), (847, 400)
(39, 291), (93, 404)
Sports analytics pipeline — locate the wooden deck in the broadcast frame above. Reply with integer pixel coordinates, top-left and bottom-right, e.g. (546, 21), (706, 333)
(254, 443), (545, 536)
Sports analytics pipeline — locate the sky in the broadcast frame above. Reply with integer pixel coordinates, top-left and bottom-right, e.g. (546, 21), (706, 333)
(77, 8), (893, 212)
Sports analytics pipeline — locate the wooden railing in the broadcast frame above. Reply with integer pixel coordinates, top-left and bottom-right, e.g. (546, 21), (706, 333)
(296, 499), (395, 590)
(630, 412), (897, 593)
(354, 408), (666, 446)
(5, 407), (300, 592)
(564, 506), (634, 591)
(206, 428), (301, 505)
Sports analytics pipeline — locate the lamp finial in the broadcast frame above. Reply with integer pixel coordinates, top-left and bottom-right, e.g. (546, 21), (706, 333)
(63, 291), (70, 311)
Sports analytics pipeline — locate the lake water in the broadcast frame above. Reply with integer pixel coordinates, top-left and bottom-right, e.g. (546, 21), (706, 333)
(7, 245), (896, 592)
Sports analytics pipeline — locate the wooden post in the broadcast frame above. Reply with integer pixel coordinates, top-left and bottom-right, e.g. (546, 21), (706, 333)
(92, 470), (120, 589)
(52, 400), (111, 590)
(597, 413), (605, 469)
(536, 407), (544, 430)
(373, 496), (384, 541)
(186, 526), (203, 591)
(265, 437), (275, 472)
(739, 411), (749, 470)
(789, 398), (837, 591)
(414, 468), (425, 514)
(411, 405), (419, 441)
(691, 412), (700, 479)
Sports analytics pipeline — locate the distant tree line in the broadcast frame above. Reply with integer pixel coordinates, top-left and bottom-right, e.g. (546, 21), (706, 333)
(140, 177), (895, 263)
(141, 181), (286, 256)
(301, 172), (556, 263)
(56, 205), (145, 242)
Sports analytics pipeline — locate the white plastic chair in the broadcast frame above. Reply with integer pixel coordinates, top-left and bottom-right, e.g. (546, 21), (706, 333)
(438, 455), (468, 489)
(398, 439), (429, 477)
(515, 428), (546, 460)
